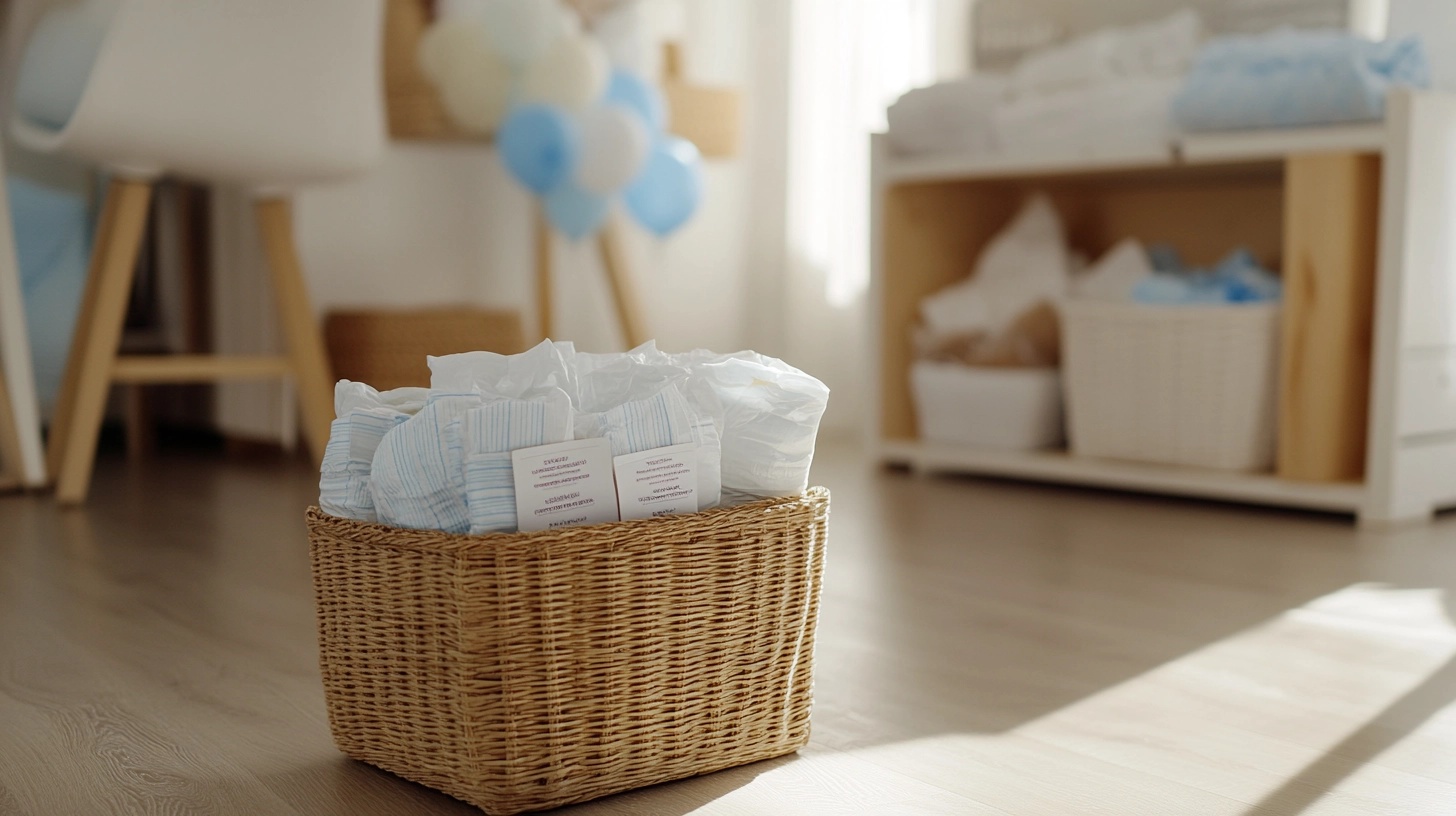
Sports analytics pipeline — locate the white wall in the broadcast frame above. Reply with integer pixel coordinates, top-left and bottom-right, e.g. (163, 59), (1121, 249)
(214, 0), (760, 442)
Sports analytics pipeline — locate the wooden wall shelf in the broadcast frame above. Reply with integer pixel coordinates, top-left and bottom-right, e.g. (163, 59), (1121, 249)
(870, 91), (1456, 525)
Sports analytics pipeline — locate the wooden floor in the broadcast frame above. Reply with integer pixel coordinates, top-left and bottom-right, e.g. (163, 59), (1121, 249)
(5, 440), (1456, 815)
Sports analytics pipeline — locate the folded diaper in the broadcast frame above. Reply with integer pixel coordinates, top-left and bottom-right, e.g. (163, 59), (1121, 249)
(690, 355), (830, 506)
(457, 389), (574, 534)
(370, 393), (484, 533)
(319, 381), (429, 521)
(1173, 30), (1430, 131)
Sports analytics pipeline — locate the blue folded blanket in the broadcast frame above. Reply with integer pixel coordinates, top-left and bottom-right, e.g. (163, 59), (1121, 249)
(1173, 30), (1430, 131)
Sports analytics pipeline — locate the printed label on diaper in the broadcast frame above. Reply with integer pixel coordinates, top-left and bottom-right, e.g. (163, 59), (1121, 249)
(613, 443), (699, 522)
(512, 438), (620, 532)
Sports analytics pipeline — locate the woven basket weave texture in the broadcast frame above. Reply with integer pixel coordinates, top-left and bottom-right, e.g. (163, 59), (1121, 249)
(1061, 301), (1281, 471)
(308, 487), (830, 815)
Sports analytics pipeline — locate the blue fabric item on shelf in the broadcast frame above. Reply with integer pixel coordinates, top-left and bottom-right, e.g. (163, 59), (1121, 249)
(1132, 248), (1282, 305)
(1172, 29), (1431, 131)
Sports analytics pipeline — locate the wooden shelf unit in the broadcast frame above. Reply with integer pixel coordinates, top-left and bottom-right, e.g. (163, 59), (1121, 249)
(870, 91), (1456, 524)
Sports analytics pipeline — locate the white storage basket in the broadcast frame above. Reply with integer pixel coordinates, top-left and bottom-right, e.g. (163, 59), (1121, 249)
(1060, 301), (1281, 472)
(911, 362), (1064, 451)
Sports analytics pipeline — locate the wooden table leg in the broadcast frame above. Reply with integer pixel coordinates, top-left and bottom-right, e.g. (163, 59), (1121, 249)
(255, 197), (334, 468)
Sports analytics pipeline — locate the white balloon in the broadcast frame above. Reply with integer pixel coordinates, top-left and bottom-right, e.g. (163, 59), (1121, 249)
(417, 19), (490, 84)
(575, 106), (650, 194)
(593, 2), (649, 75)
(480, 0), (570, 67)
(437, 45), (513, 134)
(519, 33), (609, 111)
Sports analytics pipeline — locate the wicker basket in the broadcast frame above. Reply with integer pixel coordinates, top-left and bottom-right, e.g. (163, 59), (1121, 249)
(308, 488), (830, 815)
(324, 308), (525, 392)
(1061, 301), (1281, 471)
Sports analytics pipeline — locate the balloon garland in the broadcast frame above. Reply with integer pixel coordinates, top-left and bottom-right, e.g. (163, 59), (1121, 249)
(419, 0), (704, 240)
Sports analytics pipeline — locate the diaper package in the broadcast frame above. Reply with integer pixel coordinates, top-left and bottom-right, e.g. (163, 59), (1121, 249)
(321, 340), (829, 533)
(318, 381), (429, 522)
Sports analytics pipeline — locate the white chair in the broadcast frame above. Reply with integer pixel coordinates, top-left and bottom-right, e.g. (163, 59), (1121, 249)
(11, 0), (386, 503)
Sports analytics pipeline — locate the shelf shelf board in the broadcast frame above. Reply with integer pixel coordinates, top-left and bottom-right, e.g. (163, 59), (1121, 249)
(876, 441), (1366, 514)
(874, 122), (1390, 187)
(878, 143), (1176, 185)
(1178, 123), (1388, 164)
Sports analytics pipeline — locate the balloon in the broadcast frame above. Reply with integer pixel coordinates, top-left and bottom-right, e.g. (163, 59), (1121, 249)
(498, 105), (580, 194)
(434, 43), (512, 134)
(574, 106), (650, 195)
(417, 19), (490, 84)
(624, 137), (702, 237)
(544, 183), (610, 241)
(519, 33), (609, 111)
(593, 3), (649, 73)
(603, 69), (666, 132)
(478, 0), (569, 67)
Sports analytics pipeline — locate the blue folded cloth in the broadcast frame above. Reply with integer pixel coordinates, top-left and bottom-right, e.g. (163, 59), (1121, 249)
(1173, 30), (1430, 131)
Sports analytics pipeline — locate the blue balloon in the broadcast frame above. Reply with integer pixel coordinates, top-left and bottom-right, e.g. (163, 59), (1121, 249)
(544, 183), (610, 241)
(624, 137), (702, 237)
(604, 69), (666, 132)
(498, 105), (580, 194)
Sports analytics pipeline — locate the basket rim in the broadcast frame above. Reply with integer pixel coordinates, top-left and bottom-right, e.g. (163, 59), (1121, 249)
(306, 486), (831, 554)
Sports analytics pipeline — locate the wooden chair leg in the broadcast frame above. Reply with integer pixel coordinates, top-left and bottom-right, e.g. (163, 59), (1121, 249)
(254, 197), (333, 467)
(597, 218), (647, 349)
(46, 183), (125, 479)
(54, 180), (153, 505)
(0, 354), (23, 491)
(535, 206), (553, 341)
(124, 385), (154, 459)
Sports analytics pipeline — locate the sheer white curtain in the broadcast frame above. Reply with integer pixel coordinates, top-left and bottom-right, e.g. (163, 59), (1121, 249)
(782, 0), (937, 431)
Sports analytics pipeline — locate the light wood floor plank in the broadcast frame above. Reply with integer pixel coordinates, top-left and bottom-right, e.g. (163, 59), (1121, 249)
(3, 440), (1456, 814)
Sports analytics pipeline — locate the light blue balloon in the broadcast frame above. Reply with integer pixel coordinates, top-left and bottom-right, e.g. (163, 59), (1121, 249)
(604, 69), (667, 132)
(545, 183), (610, 241)
(624, 137), (702, 237)
(498, 104), (580, 194)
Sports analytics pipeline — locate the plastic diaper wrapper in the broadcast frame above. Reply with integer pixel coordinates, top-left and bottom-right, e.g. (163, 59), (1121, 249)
(687, 353), (830, 506)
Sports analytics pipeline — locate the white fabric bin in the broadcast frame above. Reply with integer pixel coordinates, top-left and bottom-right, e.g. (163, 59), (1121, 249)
(1060, 301), (1281, 472)
(911, 362), (1064, 451)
